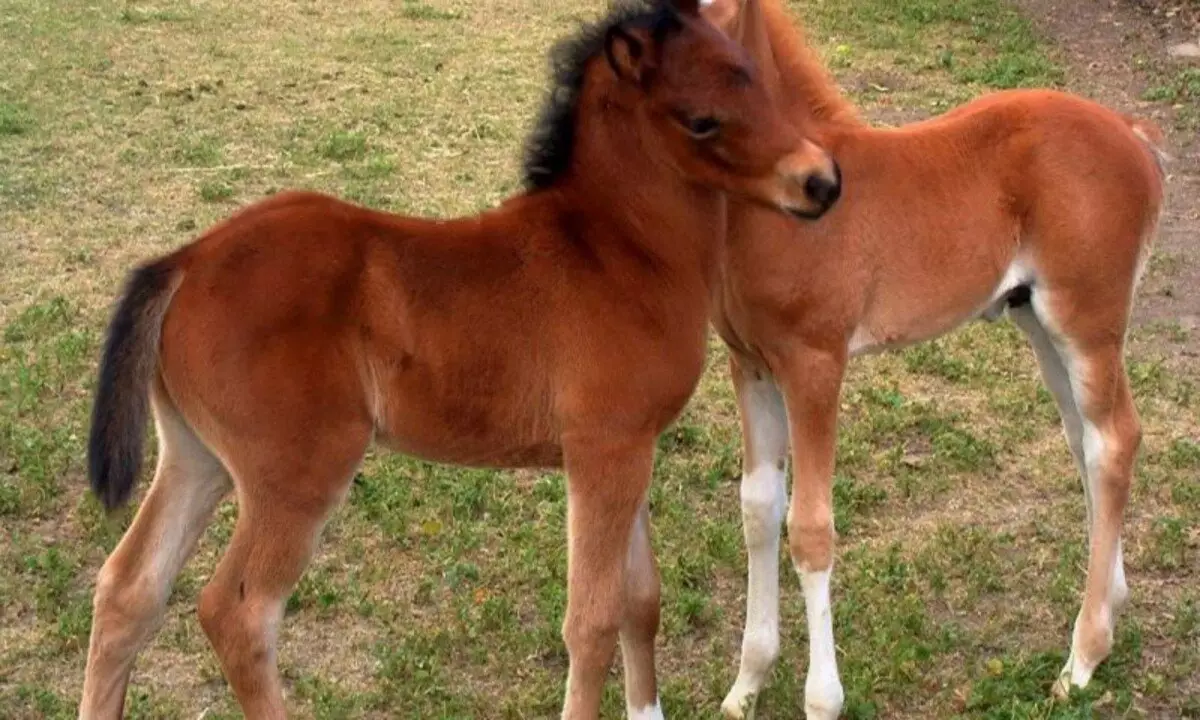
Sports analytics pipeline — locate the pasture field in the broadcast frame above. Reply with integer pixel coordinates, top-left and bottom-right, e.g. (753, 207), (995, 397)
(1, 0), (1197, 717)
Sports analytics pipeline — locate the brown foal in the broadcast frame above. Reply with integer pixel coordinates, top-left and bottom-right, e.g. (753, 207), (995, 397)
(700, 1), (1167, 718)
(78, 2), (843, 718)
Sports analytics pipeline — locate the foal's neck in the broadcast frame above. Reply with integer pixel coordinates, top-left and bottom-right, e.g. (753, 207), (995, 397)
(562, 100), (726, 287)
(751, 0), (861, 128)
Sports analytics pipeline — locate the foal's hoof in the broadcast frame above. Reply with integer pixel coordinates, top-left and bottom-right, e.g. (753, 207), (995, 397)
(1051, 653), (1098, 701)
(804, 697), (843, 720)
(1050, 672), (1073, 701)
(719, 690), (757, 720)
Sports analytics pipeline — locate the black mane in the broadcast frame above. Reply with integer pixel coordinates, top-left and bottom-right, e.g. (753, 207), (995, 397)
(521, 1), (684, 190)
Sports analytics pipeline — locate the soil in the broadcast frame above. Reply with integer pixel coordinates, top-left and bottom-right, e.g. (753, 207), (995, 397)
(1009, 0), (1200, 368)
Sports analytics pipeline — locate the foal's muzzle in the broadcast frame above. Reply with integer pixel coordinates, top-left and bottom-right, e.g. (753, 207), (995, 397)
(783, 160), (841, 220)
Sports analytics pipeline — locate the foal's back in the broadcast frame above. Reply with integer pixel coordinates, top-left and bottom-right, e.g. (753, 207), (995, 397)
(158, 189), (712, 470)
(851, 89), (1162, 348)
(726, 89), (1164, 353)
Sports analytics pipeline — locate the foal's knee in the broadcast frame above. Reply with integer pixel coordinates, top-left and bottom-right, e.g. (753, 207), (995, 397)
(787, 509), (834, 572)
(741, 468), (785, 549)
(563, 603), (623, 667)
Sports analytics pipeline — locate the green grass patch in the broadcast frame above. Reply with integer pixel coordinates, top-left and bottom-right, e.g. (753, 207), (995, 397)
(197, 179), (234, 202)
(797, 0), (1062, 112)
(1142, 67), (1200, 104)
(0, 101), (33, 137)
(118, 6), (188, 25)
(318, 130), (369, 161)
(400, 0), (463, 21)
(173, 135), (224, 167)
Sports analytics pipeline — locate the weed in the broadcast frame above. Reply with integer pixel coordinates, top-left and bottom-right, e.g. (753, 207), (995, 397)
(198, 180), (234, 202)
(174, 135), (224, 167)
(401, 1), (464, 21)
(0, 101), (33, 137)
(319, 131), (368, 161)
(1147, 516), (1188, 570)
(1141, 68), (1200, 103)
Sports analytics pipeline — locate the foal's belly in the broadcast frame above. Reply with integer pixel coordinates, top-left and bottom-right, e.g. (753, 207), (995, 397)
(850, 251), (1020, 356)
(375, 428), (564, 470)
(371, 355), (564, 470)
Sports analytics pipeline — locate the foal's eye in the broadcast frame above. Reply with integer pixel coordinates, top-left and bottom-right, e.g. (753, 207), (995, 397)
(684, 115), (721, 140)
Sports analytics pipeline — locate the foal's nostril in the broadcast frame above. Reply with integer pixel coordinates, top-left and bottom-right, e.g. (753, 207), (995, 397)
(804, 172), (841, 208)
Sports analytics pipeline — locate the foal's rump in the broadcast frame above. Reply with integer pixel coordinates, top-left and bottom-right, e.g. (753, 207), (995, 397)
(962, 90), (1164, 215)
(1006, 91), (1164, 308)
(918, 89), (1164, 280)
(830, 89), (1164, 356)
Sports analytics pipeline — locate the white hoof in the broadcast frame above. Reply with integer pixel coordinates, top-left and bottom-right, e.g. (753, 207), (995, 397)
(720, 687), (757, 719)
(1052, 651), (1098, 700)
(1051, 671), (1071, 701)
(803, 678), (843, 720)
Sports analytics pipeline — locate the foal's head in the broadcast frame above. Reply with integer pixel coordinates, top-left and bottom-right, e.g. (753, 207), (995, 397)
(524, 0), (840, 219)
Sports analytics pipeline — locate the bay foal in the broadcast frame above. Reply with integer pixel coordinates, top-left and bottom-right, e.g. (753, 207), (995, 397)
(78, 2), (843, 718)
(699, 1), (1167, 717)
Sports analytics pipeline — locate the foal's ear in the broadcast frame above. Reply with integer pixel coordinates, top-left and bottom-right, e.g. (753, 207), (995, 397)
(699, 0), (741, 34)
(604, 25), (654, 86)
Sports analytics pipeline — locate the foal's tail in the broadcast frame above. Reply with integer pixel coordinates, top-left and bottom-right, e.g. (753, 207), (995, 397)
(1126, 115), (1170, 177)
(88, 258), (182, 511)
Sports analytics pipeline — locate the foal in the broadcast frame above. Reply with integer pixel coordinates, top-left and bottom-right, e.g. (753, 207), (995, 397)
(79, 2), (843, 718)
(700, 1), (1167, 717)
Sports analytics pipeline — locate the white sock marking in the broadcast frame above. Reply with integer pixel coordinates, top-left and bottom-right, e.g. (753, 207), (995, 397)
(799, 567), (843, 719)
(723, 376), (788, 718)
(628, 699), (664, 720)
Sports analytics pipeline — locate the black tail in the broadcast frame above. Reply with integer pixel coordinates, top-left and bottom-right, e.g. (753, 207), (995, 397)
(88, 258), (180, 511)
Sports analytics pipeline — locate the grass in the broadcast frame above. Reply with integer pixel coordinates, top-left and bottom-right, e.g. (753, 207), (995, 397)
(0, 101), (33, 137)
(1141, 66), (1200, 134)
(804, 0), (1062, 115)
(0, 0), (1196, 717)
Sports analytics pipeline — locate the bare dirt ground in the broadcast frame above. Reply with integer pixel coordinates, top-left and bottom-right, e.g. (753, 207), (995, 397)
(1012, 0), (1200, 367)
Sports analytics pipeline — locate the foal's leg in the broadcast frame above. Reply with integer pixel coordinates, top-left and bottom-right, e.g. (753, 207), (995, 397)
(721, 357), (789, 719)
(778, 346), (846, 720)
(196, 428), (368, 719)
(81, 392), (231, 719)
(1011, 307), (1129, 611)
(560, 435), (656, 720)
(621, 503), (663, 719)
(1014, 299), (1139, 695)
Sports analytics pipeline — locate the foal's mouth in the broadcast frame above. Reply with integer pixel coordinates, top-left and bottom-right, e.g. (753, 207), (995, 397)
(785, 205), (832, 221)
(780, 160), (842, 221)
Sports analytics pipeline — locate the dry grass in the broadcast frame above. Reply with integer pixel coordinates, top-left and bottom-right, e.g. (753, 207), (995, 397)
(1, 0), (1197, 718)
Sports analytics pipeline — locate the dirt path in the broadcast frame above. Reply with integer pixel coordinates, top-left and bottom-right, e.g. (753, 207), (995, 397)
(1010, 0), (1200, 370)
